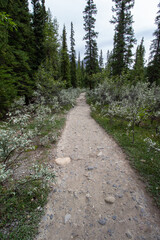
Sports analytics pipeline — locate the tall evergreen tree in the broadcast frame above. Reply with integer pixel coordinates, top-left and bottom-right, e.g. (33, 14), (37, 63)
(105, 50), (113, 77)
(31, 0), (46, 70)
(99, 49), (104, 70)
(0, 0), (34, 105)
(81, 60), (85, 87)
(76, 52), (82, 87)
(43, 10), (60, 79)
(148, 3), (160, 85)
(83, 0), (99, 87)
(133, 38), (145, 82)
(110, 0), (136, 76)
(0, 1), (17, 113)
(70, 22), (77, 87)
(35, 11), (62, 101)
(60, 25), (71, 87)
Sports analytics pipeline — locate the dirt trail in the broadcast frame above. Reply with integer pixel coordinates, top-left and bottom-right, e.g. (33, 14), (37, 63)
(36, 93), (160, 240)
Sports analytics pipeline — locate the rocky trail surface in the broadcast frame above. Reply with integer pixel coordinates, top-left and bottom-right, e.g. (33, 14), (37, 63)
(35, 93), (160, 240)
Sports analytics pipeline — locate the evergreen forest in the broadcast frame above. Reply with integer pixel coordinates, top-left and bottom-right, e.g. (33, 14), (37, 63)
(0, 0), (160, 113)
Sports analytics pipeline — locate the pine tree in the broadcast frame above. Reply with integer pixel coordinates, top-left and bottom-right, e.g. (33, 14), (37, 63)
(70, 22), (77, 87)
(81, 60), (85, 87)
(0, 0), (35, 106)
(0, 1), (16, 113)
(76, 52), (82, 87)
(43, 9), (60, 79)
(133, 38), (145, 82)
(99, 49), (104, 71)
(31, 0), (46, 70)
(83, 0), (99, 87)
(110, 0), (136, 76)
(148, 3), (160, 85)
(60, 25), (71, 87)
(105, 50), (113, 77)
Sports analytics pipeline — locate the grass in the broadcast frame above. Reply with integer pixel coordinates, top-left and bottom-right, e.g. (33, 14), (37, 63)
(90, 106), (160, 207)
(0, 181), (49, 240)
(0, 105), (70, 239)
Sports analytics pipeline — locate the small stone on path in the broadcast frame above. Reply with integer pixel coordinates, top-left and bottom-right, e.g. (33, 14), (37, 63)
(98, 218), (107, 225)
(87, 167), (94, 171)
(64, 214), (71, 224)
(97, 152), (103, 157)
(105, 196), (115, 204)
(108, 229), (114, 236)
(55, 157), (71, 166)
(126, 231), (133, 239)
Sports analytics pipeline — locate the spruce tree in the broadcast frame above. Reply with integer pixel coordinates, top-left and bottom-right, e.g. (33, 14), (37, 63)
(0, 8), (17, 113)
(148, 3), (160, 85)
(105, 50), (113, 77)
(43, 10), (60, 79)
(99, 49), (104, 71)
(133, 38), (145, 82)
(70, 22), (77, 87)
(81, 60), (85, 87)
(76, 52), (82, 87)
(31, 0), (46, 70)
(60, 25), (71, 88)
(83, 0), (99, 87)
(110, 0), (136, 76)
(0, 0), (34, 105)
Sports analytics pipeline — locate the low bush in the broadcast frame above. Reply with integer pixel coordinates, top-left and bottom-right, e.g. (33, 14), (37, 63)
(87, 79), (160, 206)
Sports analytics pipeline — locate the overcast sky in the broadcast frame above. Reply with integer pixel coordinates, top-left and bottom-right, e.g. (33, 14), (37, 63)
(29, 0), (159, 63)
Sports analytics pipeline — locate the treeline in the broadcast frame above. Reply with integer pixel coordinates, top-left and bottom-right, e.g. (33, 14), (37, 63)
(0, 0), (86, 116)
(90, 0), (160, 88)
(0, 0), (160, 115)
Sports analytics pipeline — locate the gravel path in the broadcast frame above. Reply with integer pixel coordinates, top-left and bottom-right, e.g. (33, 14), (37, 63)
(36, 93), (160, 240)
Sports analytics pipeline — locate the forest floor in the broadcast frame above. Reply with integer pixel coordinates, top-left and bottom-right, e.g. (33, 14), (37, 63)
(35, 93), (160, 240)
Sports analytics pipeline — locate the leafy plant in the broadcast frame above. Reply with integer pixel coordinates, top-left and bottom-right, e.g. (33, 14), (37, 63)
(87, 79), (160, 206)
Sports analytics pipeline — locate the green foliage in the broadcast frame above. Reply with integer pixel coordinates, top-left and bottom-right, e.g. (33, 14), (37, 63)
(60, 25), (71, 88)
(91, 110), (160, 207)
(0, 176), (50, 240)
(76, 53), (85, 87)
(0, 12), (17, 30)
(0, 0), (35, 111)
(87, 78), (160, 205)
(88, 79), (160, 142)
(83, 0), (99, 86)
(88, 71), (106, 89)
(31, 0), (46, 70)
(148, 3), (160, 85)
(35, 65), (64, 106)
(133, 38), (145, 83)
(0, 67), (17, 115)
(110, 0), (136, 76)
(105, 50), (113, 77)
(0, 11), (17, 113)
(70, 22), (77, 87)
(0, 86), (81, 239)
(43, 10), (60, 80)
(99, 49), (104, 70)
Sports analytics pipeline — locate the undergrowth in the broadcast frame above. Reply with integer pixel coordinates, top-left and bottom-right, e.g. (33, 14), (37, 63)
(0, 181), (49, 240)
(0, 88), (81, 239)
(90, 106), (160, 207)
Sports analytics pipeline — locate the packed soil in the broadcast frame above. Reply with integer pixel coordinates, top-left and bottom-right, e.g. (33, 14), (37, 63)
(35, 93), (160, 240)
